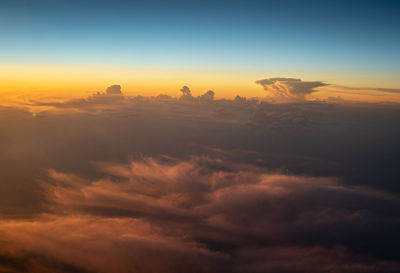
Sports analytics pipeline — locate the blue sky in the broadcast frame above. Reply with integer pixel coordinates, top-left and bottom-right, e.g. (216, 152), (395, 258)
(1, 0), (399, 81)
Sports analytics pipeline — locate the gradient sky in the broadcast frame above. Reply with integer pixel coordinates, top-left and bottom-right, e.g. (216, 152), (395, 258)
(1, 0), (399, 98)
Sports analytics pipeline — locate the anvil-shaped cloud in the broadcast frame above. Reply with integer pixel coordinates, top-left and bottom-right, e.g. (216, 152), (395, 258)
(256, 77), (327, 101)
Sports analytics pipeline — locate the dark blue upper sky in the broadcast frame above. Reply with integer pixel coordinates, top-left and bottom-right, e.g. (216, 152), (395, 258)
(1, 0), (399, 82)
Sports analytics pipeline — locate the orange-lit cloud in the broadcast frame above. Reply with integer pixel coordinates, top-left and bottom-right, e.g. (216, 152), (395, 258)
(1, 157), (400, 273)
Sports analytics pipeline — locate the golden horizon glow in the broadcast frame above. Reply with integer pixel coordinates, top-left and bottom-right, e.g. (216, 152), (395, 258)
(1, 63), (400, 105)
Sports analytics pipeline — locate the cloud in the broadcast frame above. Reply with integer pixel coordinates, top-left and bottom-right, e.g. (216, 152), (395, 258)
(179, 86), (194, 100)
(105, 84), (122, 95)
(94, 84), (124, 97)
(234, 95), (247, 103)
(1, 157), (400, 272)
(332, 85), (400, 94)
(0, 215), (224, 273)
(179, 87), (215, 102)
(256, 77), (327, 101)
(198, 90), (215, 101)
(29, 85), (128, 112)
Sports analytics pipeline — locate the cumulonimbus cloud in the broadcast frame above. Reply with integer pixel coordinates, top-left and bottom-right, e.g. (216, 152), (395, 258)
(256, 77), (328, 101)
(0, 157), (399, 273)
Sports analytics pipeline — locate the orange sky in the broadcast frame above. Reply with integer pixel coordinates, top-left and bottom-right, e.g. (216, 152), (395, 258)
(1, 64), (400, 105)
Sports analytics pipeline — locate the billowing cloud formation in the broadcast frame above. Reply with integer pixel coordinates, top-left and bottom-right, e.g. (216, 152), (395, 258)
(198, 90), (215, 101)
(179, 87), (216, 102)
(179, 85), (194, 100)
(256, 77), (327, 101)
(0, 157), (399, 273)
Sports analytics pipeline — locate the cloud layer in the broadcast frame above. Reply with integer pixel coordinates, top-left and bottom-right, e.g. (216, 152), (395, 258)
(0, 157), (400, 273)
(1, 83), (400, 272)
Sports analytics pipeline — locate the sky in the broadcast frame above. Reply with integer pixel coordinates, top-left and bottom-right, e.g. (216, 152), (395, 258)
(1, 0), (400, 99)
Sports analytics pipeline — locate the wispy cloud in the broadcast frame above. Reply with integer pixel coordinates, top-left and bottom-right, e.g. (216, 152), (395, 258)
(330, 85), (400, 94)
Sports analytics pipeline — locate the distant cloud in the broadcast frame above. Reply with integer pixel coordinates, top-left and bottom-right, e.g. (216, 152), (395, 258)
(234, 95), (247, 103)
(179, 86), (216, 102)
(198, 90), (215, 101)
(30, 85), (127, 112)
(93, 84), (123, 97)
(156, 94), (176, 101)
(331, 85), (400, 94)
(179, 86), (194, 100)
(256, 77), (327, 101)
(105, 84), (123, 95)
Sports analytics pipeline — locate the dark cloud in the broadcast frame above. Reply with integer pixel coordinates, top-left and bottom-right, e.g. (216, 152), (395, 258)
(105, 84), (122, 95)
(179, 85), (194, 100)
(256, 77), (327, 101)
(198, 90), (215, 101)
(179, 86), (215, 102)
(234, 95), (247, 103)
